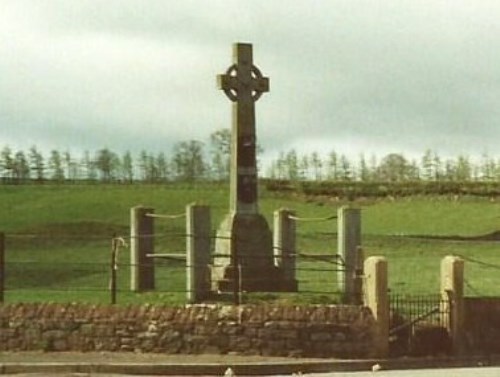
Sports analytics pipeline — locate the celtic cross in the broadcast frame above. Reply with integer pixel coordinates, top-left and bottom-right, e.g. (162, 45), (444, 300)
(217, 43), (269, 214)
(217, 47), (269, 103)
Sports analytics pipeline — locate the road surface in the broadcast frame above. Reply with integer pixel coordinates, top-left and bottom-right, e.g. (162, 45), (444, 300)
(3, 366), (500, 376)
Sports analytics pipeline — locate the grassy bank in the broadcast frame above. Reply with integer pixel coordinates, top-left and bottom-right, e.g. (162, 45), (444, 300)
(1, 184), (499, 304)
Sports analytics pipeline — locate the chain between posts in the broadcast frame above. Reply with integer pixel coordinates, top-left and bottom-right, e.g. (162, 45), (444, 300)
(145, 212), (186, 220)
(288, 214), (337, 222)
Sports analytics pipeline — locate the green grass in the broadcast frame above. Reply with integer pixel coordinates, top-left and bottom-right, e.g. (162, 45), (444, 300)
(1, 183), (500, 305)
(362, 196), (500, 236)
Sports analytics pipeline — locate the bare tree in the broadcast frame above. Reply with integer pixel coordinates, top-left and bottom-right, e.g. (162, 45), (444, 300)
(82, 150), (97, 181)
(13, 151), (30, 182)
(0, 146), (13, 181)
(172, 140), (206, 182)
(95, 148), (119, 182)
(29, 146), (45, 182)
(121, 151), (134, 183)
(209, 128), (231, 181)
(378, 153), (410, 182)
(310, 152), (323, 181)
(156, 152), (169, 182)
(48, 150), (65, 182)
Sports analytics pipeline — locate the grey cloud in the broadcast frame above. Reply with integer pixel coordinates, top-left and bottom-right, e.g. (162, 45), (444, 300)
(1, 0), (500, 163)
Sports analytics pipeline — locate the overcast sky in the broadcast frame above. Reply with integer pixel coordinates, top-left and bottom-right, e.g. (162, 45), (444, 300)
(1, 0), (500, 164)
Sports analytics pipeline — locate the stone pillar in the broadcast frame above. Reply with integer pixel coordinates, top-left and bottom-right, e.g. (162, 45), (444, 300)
(130, 206), (155, 292)
(186, 203), (212, 303)
(353, 246), (364, 305)
(337, 206), (362, 304)
(0, 232), (4, 303)
(364, 256), (389, 358)
(273, 208), (298, 290)
(441, 255), (465, 356)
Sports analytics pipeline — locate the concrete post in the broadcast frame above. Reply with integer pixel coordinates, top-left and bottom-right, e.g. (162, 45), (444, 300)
(337, 206), (362, 304)
(364, 256), (389, 358)
(186, 203), (211, 303)
(130, 206), (155, 292)
(0, 232), (4, 303)
(353, 246), (364, 305)
(441, 255), (465, 356)
(273, 208), (297, 288)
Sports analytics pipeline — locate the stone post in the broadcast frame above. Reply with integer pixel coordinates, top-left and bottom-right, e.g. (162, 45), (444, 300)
(186, 203), (212, 303)
(130, 206), (155, 292)
(273, 208), (297, 289)
(0, 232), (4, 303)
(353, 246), (364, 305)
(441, 255), (465, 356)
(364, 256), (389, 358)
(337, 206), (362, 304)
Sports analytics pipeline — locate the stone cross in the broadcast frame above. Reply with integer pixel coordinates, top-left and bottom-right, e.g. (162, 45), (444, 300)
(217, 43), (269, 214)
(213, 43), (296, 293)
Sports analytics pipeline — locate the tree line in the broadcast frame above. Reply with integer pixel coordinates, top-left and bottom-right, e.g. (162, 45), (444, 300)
(267, 149), (500, 183)
(1, 129), (499, 185)
(0, 129), (231, 184)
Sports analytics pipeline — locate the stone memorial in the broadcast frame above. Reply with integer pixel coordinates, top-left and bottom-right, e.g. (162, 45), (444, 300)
(213, 43), (297, 292)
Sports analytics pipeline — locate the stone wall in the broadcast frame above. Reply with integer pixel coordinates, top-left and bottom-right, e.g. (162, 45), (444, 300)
(463, 297), (500, 355)
(0, 303), (377, 358)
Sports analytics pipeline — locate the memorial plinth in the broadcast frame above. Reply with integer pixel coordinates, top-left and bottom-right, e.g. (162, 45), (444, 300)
(212, 43), (297, 292)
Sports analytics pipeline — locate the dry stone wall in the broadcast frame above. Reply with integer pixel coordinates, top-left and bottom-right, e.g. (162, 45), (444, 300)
(0, 303), (376, 358)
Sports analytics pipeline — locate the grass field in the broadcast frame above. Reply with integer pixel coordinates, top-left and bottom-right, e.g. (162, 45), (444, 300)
(1, 183), (499, 304)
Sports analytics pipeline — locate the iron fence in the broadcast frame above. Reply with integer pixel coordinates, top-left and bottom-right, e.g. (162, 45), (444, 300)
(389, 293), (450, 357)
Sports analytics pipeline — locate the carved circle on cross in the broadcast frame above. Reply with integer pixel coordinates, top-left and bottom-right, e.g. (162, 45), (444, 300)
(222, 64), (267, 102)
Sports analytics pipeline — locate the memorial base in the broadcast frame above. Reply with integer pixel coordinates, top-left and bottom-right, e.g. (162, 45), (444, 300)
(212, 212), (298, 292)
(215, 265), (298, 292)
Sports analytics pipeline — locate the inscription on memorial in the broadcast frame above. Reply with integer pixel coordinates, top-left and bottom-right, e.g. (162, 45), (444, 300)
(238, 135), (256, 167)
(237, 174), (257, 204)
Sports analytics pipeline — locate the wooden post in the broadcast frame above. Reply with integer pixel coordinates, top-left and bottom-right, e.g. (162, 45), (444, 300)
(337, 206), (362, 304)
(186, 203), (211, 303)
(0, 232), (4, 303)
(130, 206), (155, 292)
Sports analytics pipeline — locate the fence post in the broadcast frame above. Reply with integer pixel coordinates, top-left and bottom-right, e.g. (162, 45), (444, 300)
(273, 208), (297, 288)
(110, 236), (118, 304)
(0, 232), (4, 303)
(441, 255), (464, 356)
(353, 246), (364, 305)
(231, 231), (242, 306)
(186, 203), (211, 303)
(337, 205), (362, 304)
(364, 256), (389, 358)
(130, 206), (155, 292)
